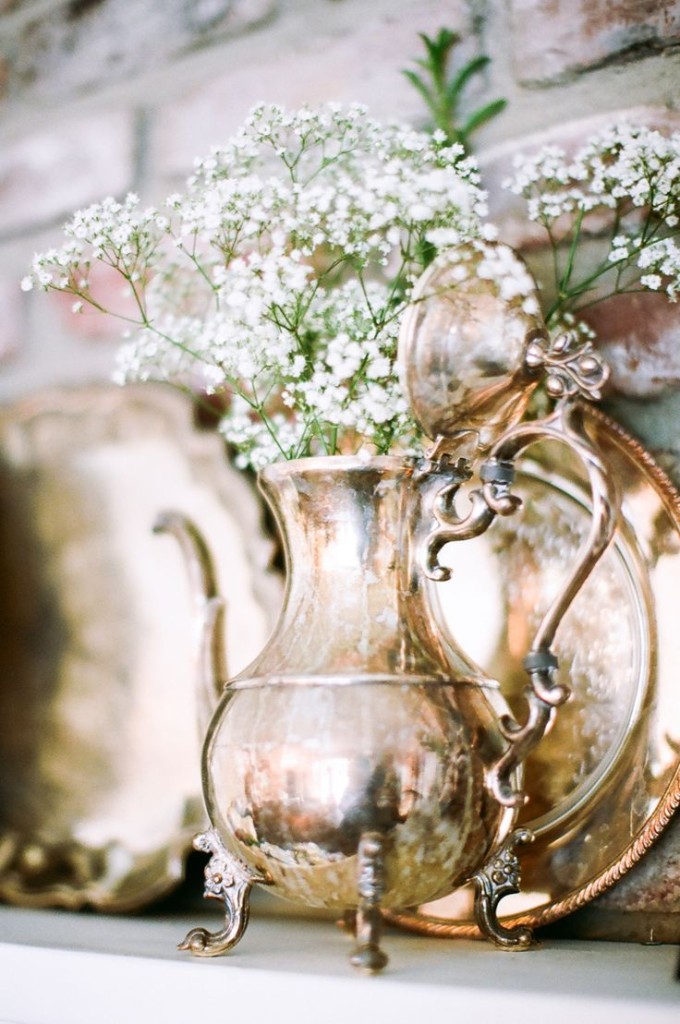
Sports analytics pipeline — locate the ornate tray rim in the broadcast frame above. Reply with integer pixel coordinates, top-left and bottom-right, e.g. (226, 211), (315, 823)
(386, 404), (680, 938)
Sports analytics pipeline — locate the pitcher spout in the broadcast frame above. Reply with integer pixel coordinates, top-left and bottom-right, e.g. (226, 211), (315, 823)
(153, 511), (227, 732)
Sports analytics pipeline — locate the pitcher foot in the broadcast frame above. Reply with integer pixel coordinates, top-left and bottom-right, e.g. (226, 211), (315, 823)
(350, 831), (389, 973)
(473, 828), (535, 950)
(179, 829), (267, 958)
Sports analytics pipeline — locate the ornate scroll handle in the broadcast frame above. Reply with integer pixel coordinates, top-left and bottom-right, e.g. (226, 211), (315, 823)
(423, 454), (497, 581)
(489, 401), (619, 805)
(425, 401), (620, 807)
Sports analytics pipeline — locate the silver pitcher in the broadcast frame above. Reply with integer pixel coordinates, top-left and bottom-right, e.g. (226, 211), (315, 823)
(157, 243), (617, 971)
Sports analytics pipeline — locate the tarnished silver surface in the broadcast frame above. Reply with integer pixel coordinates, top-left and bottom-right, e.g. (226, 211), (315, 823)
(397, 241), (545, 449)
(0, 384), (281, 911)
(169, 430), (615, 967)
(202, 458), (520, 915)
(167, 456), (526, 967)
(398, 241), (609, 456)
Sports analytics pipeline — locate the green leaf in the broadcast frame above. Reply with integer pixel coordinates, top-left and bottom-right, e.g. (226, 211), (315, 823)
(461, 98), (507, 136)
(402, 69), (436, 110)
(447, 54), (490, 104)
(419, 28), (459, 60)
(415, 236), (437, 268)
(432, 28), (460, 53)
(418, 32), (440, 63)
(402, 27), (506, 153)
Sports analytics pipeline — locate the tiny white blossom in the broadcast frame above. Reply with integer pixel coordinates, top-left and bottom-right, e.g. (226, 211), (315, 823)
(609, 248), (629, 263)
(28, 102), (488, 469)
(503, 121), (680, 327)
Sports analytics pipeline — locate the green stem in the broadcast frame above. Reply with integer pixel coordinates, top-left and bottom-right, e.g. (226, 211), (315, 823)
(558, 207), (585, 296)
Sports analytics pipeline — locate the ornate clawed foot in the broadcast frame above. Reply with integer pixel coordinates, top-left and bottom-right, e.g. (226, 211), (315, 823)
(179, 829), (268, 958)
(473, 828), (535, 950)
(350, 832), (389, 974)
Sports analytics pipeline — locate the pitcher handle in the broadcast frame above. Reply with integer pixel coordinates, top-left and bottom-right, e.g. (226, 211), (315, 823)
(153, 511), (227, 737)
(425, 400), (620, 807)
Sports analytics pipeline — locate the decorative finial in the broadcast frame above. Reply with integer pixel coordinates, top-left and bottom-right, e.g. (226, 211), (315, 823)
(525, 329), (609, 402)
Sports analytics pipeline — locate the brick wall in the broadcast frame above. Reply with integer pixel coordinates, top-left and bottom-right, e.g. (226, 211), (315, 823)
(2, 1), (679, 408)
(0, 0), (679, 934)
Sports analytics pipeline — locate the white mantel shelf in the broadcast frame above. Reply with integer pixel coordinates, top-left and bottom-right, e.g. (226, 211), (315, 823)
(0, 905), (678, 1024)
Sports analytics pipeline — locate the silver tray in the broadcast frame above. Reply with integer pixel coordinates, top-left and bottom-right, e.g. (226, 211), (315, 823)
(0, 384), (281, 911)
(388, 405), (680, 936)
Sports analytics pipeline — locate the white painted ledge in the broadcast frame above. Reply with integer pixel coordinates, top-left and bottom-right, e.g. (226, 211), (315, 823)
(0, 905), (678, 1024)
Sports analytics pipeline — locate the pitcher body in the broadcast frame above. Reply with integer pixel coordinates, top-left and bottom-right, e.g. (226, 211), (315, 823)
(202, 457), (518, 911)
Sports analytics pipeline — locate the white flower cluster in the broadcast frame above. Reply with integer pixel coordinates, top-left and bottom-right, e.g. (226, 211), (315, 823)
(25, 103), (486, 468)
(505, 123), (680, 310)
(23, 193), (162, 295)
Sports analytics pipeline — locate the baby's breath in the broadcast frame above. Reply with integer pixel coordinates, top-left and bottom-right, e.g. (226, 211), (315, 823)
(26, 102), (484, 469)
(505, 122), (680, 327)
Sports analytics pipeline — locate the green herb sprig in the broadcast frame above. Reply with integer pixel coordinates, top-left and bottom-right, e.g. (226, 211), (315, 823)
(403, 28), (506, 152)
